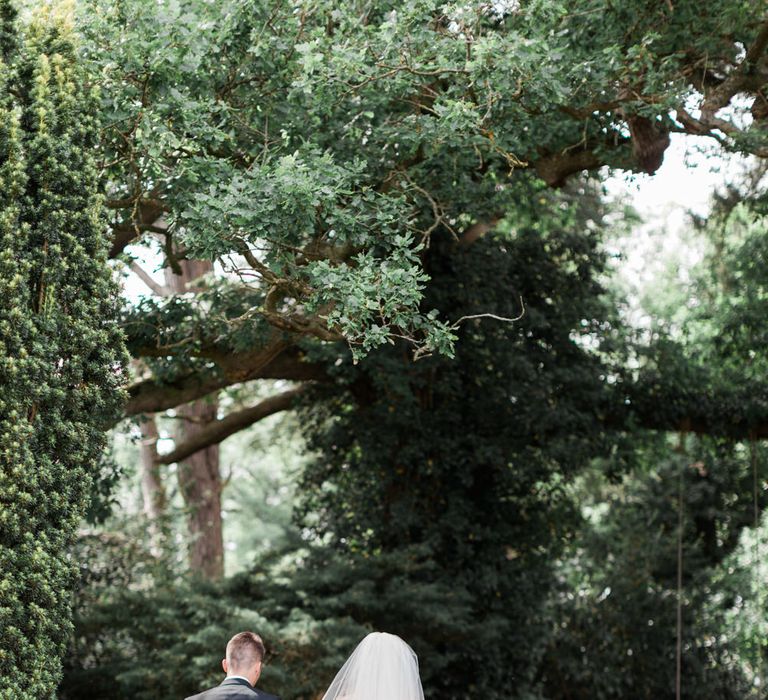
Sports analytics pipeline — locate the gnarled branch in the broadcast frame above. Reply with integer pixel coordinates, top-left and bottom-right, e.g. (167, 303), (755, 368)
(459, 215), (502, 247)
(533, 148), (604, 188)
(700, 17), (768, 122)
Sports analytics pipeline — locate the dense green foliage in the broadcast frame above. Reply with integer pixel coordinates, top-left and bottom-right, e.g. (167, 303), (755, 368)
(63, 184), (623, 699)
(81, 0), (768, 366)
(294, 217), (615, 696)
(60, 178), (768, 700)
(0, 0), (765, 698)
(0, 4), (126, 696)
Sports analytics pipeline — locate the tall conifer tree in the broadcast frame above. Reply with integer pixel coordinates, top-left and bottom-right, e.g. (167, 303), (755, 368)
(0, 3), (126, 696)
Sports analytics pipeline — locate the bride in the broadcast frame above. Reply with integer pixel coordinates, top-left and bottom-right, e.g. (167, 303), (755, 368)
(321, 632), (425, 700)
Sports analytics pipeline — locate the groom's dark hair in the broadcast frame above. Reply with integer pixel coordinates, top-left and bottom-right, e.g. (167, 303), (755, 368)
(226, 631), (266, 669)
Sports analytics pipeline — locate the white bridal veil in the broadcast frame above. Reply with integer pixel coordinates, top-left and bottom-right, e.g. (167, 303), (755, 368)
(321, 632), (425, 700)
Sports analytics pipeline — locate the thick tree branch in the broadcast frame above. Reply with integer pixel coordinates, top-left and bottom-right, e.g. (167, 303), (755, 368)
(125, 345), (327, 417)
(127, 372), (227, 417)
(201, 333), (290, 381)
(533, 148), (604, 188)
(259, 309), (344, 342)
(110, 224), (142, 259)
(106, 196), (169, 211)
(616, 380), (768, 441)
(644, 416), (768, 440)
(630, 408), (768, 441)
(700, 17), (768, 122)
(156, 387), (304, 464)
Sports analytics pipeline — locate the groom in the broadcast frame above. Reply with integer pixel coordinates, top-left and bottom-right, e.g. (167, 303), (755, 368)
(185, 631), (280, 700)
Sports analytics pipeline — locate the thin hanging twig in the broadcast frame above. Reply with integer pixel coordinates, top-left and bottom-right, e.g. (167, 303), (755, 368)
(672, 429), (687, 700)
(451, 296), (526, 329)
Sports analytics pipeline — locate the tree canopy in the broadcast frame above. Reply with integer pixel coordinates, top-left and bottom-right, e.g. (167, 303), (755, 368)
(81, 0), (768, 410)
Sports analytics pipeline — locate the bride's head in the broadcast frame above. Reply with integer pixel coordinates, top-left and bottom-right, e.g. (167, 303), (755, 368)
(322, 632), (425, 700)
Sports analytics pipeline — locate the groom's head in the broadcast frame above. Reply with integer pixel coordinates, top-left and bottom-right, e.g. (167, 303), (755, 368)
(222, 631), (266, 686)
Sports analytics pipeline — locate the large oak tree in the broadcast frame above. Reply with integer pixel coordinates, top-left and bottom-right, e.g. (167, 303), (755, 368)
(78, 0), (768, 574)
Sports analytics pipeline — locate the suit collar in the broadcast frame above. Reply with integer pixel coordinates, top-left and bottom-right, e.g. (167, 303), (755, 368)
(221, 677), (254, 689)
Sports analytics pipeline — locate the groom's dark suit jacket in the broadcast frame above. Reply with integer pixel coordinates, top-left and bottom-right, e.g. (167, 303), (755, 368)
(185, 677), (280, 700)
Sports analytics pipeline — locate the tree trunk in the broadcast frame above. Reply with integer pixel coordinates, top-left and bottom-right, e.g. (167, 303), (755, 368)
(165, 259), (225, 580)
(176, 400), (224, 579)
(138, 415), (167, 552)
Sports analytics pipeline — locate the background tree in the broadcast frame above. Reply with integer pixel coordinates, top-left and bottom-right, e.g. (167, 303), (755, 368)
(288, 189), (617, 697)
(536, 165), (768, 698)
(543, 440), (766, 699)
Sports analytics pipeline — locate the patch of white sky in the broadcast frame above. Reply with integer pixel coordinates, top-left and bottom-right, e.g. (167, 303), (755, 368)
(119, 246), (161, 303)
(120, 238), (229, 303)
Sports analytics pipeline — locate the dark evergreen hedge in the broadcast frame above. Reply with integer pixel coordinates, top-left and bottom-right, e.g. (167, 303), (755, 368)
(0, 3), (126, 696)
